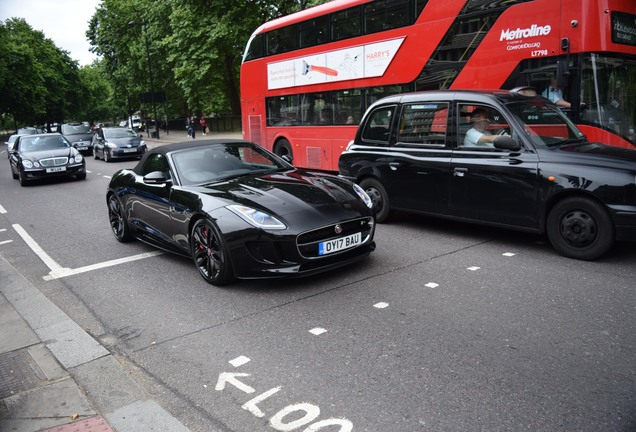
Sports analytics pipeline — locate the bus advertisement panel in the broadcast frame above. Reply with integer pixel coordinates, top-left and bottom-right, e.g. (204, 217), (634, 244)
(241, 0), (636, 171)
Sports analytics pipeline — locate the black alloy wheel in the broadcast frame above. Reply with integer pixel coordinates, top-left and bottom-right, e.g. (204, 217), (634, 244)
(107, 194), (132, 242)
(191, 219), (234, 286)
(546, 197), (614, 260)
(359, 177), (392, 223)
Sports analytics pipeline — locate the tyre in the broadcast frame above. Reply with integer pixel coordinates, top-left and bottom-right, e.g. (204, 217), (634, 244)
(359, 177), (392, 223)
(11, 166), (18, 179)
(107, 194), (132, 242)
(18, 170), (30, 186)
(191, 219), (235, 286)
(274, 139), (293, 161)
(76, 172), (86, 180)
(546, 197), (614, 260)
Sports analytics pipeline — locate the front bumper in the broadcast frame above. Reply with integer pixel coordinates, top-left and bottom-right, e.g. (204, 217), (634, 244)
(109, 148), (145, 158)
(21, 164), (86, 180)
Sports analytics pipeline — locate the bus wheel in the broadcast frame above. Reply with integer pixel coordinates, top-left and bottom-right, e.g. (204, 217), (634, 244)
(275, 139), (293, 161)
(360, 178), (391, 223)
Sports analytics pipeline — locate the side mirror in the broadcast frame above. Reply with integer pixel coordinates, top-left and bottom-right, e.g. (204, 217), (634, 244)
(494, 136), (521, 151)
(281, 154), (293, 164)
(143, 171), (172, 185)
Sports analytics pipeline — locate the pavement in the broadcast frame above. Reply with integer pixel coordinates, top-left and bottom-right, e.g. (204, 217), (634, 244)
(0, 129), (242, 432)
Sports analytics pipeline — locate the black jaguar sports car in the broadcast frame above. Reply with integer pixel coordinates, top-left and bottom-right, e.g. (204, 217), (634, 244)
(106, 139), (376, 285)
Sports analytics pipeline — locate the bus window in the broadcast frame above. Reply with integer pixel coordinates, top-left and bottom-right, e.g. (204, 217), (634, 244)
(299, 16), (329, 48)
(333, 89), (362, 125)
(331, 6), (362, 41)
(365, 0), (411, 34)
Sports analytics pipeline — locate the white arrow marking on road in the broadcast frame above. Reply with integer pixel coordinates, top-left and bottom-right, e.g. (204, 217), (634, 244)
(215, 372), (255, 394)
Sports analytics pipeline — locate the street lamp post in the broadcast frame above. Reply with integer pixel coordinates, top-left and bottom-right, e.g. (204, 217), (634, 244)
(130, 20), (159, 140)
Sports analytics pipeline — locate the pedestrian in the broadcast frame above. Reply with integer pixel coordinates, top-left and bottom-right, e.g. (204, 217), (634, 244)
(200, 115), (207, 136)
(189, 115), (197, 139)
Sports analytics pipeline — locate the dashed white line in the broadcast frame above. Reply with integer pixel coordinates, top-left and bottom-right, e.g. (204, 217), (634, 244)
(502, 252), (516, 257)
(309, 328), (327, 336)
(0, 204), (7, 214)
(0, 240), (12, 245)
(467, 266), (480, 271)
(425, 282), (439, 289)
(373, 302), (389, 309)
(230, 356), (251, 367)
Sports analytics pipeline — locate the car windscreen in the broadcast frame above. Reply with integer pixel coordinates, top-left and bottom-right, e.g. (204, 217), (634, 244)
(20, 136), (70, 151)
(504, 100), (585, 147)
(103, 129), (138, 139)
(171, 143), (290, 186)
(61, 124), (92, 135)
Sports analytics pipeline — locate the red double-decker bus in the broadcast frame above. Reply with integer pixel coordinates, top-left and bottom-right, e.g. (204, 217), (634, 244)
(241, 0), (636, 171)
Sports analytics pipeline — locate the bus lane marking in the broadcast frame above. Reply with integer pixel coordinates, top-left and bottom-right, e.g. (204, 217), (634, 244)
(12, 223), (163, 280)
(215, 358), (354, 431)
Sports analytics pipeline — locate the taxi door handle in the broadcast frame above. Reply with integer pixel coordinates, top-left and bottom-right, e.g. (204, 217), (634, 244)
(454, 167), (468, 177)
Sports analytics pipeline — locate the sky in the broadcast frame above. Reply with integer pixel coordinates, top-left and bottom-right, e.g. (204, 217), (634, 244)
(0, 0), (102, 66)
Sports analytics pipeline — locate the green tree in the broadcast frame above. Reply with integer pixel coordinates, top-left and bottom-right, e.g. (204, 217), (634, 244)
(0, 18), (85, 129)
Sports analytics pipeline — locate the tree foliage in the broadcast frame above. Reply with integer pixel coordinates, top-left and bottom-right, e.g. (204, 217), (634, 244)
(1, 1), (331, 130)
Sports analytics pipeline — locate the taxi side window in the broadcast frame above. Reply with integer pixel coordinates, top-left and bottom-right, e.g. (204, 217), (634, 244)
(398, 103), (448, 147)
(458, 104), (511, 149)
(361, 105), (395, 144)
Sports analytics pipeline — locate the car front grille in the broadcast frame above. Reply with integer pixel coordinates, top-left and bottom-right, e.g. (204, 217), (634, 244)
(297, 217), (374, 259)
(39, 157), (69, 167)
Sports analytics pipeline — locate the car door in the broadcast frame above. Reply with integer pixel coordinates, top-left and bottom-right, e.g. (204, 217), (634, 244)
(127, 153), (177, 247)
(384, 102), (452, 214)
(449, 102), (540, 228)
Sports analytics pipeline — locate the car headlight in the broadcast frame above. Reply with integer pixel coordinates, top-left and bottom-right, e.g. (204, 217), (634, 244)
(353, 183), (373, 208)
(72, 154), (83, 163)
(140, 141), (146, 147)
(106, 143), (117, 148)
(227, 205), (286, 229)
(22, 160), (33, 168)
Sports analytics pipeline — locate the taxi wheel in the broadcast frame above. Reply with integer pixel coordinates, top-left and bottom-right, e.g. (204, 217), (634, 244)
(546, 197), (614, 260)
(191, 219), (235, 286)
(360, 177), (391, 223)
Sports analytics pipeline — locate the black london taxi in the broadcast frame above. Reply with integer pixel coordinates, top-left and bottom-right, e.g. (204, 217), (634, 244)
(338, 89), (636, 261)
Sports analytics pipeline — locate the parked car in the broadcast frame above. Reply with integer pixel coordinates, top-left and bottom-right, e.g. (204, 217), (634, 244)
(60, 123), (94, 155)
(93, 127), (147, 162)
(8, 133), (86, 186)
(338, 88), (636, 261)
(107, 139), (375, 285)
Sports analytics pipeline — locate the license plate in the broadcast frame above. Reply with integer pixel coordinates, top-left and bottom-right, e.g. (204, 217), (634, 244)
(123, 148), (137, 153)
(78, 146), (87, 150)
(46, 166), (66, 173)
(318, 232), (361, 256)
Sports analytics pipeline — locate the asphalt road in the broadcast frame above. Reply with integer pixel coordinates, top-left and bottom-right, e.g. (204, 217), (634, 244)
(0, 145), (635, 432)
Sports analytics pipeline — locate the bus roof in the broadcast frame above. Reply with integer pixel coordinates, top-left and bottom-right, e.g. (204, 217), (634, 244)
(252, 0), (369, 35)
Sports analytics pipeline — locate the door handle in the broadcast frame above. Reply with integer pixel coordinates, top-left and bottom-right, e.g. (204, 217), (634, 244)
(389, 162), (400, 171)
(454, 167), (468, 177)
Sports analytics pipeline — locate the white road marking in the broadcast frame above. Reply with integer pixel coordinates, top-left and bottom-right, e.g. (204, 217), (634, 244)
(0, 204), (7, 214)
(309, 327), (327, 336)
(0, 228), (6, 232)
(13, 224), (69, 274)
(0, 240), (12, 245)
(425, 282), (439, 288)
(103, 176), (111, 179)
(502, 252), (516, 257)
(43, 251), (164, 281)
(373, 302), (389, 309)
(467, 266), (480, 271)
(230, 356), (251, 367)
(12, 223), (163, 280)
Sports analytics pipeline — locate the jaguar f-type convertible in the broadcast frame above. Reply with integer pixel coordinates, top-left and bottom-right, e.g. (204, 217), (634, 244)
(106, 139), (376, 285)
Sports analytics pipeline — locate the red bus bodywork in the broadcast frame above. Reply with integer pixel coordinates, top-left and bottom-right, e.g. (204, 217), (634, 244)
(241, 0), (636, 171)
